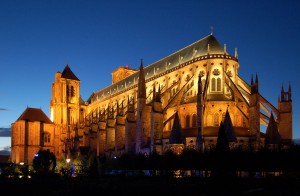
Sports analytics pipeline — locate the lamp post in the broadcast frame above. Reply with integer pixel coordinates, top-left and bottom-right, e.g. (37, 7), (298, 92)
(66, 156), (71, 177)
(66, 158), (71, 164)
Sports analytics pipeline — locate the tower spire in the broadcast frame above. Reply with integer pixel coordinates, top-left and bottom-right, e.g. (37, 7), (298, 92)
(138, 59), (146, 99)
(235, 48), (238, 59)
(255, 73), (259, 84)
(136, 59), (146, 153)
(281, 83), (285, 101)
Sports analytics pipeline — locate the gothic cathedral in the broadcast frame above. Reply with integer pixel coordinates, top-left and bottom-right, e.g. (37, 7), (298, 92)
(11, 34), (293, 164)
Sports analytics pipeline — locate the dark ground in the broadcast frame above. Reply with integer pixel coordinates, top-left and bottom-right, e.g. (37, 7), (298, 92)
(1, 174), (300, 196)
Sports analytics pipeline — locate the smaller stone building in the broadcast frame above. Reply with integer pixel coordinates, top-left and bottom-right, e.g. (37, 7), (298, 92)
(11, 107), (56, 164)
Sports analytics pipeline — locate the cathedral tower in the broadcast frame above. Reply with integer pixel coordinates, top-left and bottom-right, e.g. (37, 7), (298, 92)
(278, 83), (293, 144)
(50, 64), (81, 157)
(248, 74), (261, 150)
(50, 64), (81, 125)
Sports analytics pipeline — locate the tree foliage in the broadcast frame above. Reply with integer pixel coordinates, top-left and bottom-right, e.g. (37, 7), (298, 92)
(101, 145), (300, 175)
(33, 149), (56, 175)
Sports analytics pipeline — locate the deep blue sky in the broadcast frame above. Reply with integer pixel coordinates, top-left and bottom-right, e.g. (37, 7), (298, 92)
(0, 0), (299, 150)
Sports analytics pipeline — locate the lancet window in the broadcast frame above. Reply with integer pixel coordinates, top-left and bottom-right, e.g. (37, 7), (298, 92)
(44, 132), (51, 143)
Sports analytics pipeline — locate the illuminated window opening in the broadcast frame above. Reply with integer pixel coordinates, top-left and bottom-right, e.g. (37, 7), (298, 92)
(44, 132), (51, 143)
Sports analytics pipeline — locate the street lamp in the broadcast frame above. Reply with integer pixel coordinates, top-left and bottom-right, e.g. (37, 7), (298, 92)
(66, 157), (71, 177)
(66, 158), (71, 164)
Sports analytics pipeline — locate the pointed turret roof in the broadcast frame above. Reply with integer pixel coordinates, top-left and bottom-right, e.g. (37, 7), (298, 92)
(265, 112), (281, 145)
(17, 107), (53, 124)
(169, 112), (183, 144)
(223, 109), (237, 142)
(138, 59), (146, 98)
(61, 64), (80, 81)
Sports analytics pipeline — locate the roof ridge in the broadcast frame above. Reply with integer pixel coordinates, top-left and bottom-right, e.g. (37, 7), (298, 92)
(144, 34), (216, 69)
(17, 107), (53, 124)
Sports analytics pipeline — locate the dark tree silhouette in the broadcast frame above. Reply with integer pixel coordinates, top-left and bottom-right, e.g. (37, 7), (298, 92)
(213, 121), (233, 178)
(33, 149), (56, 175)
(216, 121), (230, 153)
(88, 151), (100, 178)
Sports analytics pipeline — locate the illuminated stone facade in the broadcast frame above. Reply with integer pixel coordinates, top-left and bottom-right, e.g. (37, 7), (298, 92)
(11, 108), (57, 164)
(11, 34), (293, 163)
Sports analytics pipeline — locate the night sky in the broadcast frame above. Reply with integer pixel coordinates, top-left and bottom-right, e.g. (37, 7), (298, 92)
(0, 0), (299, 150)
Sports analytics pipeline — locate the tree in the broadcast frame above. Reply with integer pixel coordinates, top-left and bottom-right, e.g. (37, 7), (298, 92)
(216, 121), (230, 153)
(33, 149), (56, 175)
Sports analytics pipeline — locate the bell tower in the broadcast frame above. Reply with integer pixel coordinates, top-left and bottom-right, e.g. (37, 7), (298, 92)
(248, 74), (261, 150)
(50, 64), (81, 158)
(278, 83), (293, 144)
(50, 64), (81, 126)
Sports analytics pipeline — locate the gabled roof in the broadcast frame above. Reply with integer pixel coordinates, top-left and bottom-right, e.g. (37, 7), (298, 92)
(169, 112), (183, 144)
(61, 64), (80, 81)
(17, 107), (53, 124)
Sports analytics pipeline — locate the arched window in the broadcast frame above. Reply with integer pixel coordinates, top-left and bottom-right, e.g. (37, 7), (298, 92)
(192, 114), (197, 127)
(211, 78), (216, 91)
(186, 115), (190, 128)
(44, 132), (51, 143)
(66, 85), (69, 97)
(214, 113), (219, 126)
(211, 77), (222, 92)
(217, 78), (221, 91)
(71, 86), (75, 97)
